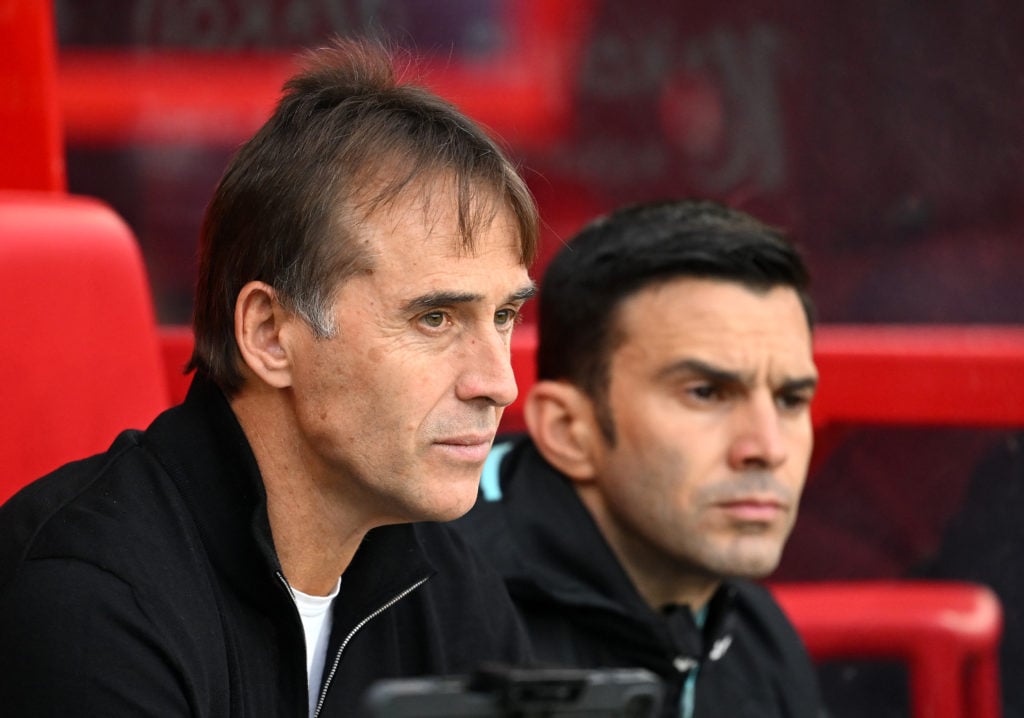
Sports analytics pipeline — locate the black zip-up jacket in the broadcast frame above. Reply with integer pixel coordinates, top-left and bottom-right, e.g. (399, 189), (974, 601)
(0, 376), (532, 717)
(454, 438), (822, 718)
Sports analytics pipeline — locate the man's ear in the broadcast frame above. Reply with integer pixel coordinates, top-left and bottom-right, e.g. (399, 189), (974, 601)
(523, 380), (604, 482)
(234, 281), (295, 389)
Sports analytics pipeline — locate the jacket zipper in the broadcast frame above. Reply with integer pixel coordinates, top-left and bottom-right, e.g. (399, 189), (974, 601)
(311, 575), (431, 718)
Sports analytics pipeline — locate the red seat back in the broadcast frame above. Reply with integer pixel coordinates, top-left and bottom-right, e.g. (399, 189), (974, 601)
(1, 192), (170, 502)
(772, 580), (1003, 718)
(0, 0), (64, 191)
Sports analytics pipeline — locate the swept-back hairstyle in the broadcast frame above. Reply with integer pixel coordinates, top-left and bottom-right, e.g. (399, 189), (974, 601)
(189, 37), (538, 394)
(537, 199), (814, 439)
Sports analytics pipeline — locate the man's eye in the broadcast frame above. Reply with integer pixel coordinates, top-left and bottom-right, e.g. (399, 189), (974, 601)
(778, 392), (812, 411)
(421, 311), (447, 328)
(687, 384), (721, 401)
(495, 308), (518, 326)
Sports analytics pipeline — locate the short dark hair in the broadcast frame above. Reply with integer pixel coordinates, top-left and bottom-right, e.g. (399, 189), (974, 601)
(536, 199), (814, 439)
(189, 37), (538, 394)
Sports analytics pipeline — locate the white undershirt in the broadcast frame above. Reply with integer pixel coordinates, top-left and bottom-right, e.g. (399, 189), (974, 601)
(292, 579), (342, 717)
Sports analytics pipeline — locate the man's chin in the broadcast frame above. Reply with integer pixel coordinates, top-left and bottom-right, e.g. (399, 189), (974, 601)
(416, 477), (482, 522)
(726, 553), (784, 579)
(437, 489), (481, 522)
(707, 540), (786, 579)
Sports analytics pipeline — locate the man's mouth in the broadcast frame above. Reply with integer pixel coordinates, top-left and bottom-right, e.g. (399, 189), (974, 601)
(433, 434), (494, 463)
(715, 497), (787, 522)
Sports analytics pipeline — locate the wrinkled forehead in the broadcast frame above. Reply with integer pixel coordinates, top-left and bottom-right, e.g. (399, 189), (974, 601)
(342, 162), (517, 255)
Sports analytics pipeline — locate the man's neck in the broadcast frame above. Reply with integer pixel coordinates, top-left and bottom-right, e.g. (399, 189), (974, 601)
(630, 561), (721, 613)
(230, 388), (371, 596)
(264, 483), (367, 596)
(576, 485), (721, 611)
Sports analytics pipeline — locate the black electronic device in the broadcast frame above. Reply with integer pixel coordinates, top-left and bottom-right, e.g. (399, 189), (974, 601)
(357, 665), (663, 718)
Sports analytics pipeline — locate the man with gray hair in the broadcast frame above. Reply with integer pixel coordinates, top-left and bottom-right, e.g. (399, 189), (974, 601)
(0, 38), (537, 716)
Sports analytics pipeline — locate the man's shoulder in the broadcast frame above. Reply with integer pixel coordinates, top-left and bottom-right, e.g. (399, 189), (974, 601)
(0, 429), (191, 593)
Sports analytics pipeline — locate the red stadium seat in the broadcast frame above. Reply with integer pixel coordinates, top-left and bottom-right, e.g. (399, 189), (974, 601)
(0, 192), (170, 503)
(159, 324), (196, 406)
(772, 581), (1003, 718)
(0, 0), (64, 191)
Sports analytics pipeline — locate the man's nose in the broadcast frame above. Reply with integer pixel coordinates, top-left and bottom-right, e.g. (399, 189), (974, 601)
(727, 393), (788, 471)
(455, 330), (519, 408)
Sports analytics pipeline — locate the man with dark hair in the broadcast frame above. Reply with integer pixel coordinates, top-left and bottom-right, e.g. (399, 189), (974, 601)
(0, 39), (537, 716)
(456, 199), (823, 717)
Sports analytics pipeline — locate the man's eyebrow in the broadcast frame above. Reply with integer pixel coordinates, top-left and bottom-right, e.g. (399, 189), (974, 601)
(402, 283), (537, 313)
(509, 283), (538, 303)
(403, 291), (480, 313)
(658, 358), (749, 385)
(657, 358), (819, 390)
(780, 375), (820, 393)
